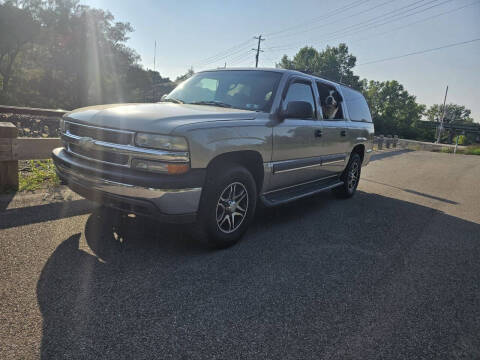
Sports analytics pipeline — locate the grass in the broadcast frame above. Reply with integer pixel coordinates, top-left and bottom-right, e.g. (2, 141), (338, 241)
(18, 160), (60, 191)
(439, 145), (480, 155)
(463, 146), (480, 155)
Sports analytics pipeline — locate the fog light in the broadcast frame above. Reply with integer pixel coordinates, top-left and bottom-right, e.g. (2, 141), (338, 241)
(131, 159), (189, 174)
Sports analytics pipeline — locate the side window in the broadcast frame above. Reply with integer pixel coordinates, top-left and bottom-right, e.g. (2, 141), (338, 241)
(316, 81), (343, 120)
(284, 81), (316, 119)
(342, 86), (372, 122)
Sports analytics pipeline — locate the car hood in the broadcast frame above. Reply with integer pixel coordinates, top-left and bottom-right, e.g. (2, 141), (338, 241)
(64, 103), (257, 134)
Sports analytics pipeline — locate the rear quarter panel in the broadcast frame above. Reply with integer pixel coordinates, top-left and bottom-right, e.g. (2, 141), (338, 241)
(346, 121), (374, 166)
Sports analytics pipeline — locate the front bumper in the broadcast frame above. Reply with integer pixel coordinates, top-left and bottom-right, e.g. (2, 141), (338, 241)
(52, 148), (203, 223)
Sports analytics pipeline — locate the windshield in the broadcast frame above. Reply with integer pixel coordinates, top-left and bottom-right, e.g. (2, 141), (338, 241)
(165, 70), (283, 112)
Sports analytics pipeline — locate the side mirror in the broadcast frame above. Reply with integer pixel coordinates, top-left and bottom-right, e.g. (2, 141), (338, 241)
(160, 94), (168, 101)
(283, 101), (313, 120)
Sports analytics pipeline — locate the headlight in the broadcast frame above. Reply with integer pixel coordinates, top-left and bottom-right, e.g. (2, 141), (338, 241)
(135, 133), (188, 151)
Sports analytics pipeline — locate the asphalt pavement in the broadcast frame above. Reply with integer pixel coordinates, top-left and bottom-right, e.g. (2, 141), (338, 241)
(1, 150), (479, 359)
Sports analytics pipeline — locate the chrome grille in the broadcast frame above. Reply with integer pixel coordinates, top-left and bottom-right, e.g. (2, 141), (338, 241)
(61, 120), (190, 167)
(68, 143), (130, 166)
(67, 121), (134, 145)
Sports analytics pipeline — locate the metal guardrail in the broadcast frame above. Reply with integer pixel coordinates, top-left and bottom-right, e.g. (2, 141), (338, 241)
(374, 135), (466, 151)
(0, 105), (67, 117)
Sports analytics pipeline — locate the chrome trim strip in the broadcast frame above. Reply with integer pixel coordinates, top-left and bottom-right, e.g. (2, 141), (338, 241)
(275, 162), (322, 174)
(322, 159), (345, 165)
(62, 132), (190, 162)
(322, 154), (346, 164)
(273, 156), (323, 174)
(356, 137), (368, 141)
(272, 154), (345, 174)
(263, 174), (339, 195)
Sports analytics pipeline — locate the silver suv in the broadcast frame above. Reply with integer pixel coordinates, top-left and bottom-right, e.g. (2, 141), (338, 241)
(52, 68), (374, 248)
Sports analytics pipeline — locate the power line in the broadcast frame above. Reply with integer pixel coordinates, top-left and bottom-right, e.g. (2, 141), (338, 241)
(263, 0), (476, 63)
(342, 0), (480, 44)
(229, 51), (256, 66)
(266, 0), (369, 38)
(266, 0), (443, 51)
(194, 38), (252, 66)
(266, 0), (396, 42)
(356, 38), (480, 66)
(194, 0), (370, 67)
(194, 0), (420, 68)
(228, 50), (255, 64)
(317, 0), (455, 46)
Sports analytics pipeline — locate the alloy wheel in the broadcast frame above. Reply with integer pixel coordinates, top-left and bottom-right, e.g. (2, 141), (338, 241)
(216, 182), (249, 234)
(347, 160), (360, 191)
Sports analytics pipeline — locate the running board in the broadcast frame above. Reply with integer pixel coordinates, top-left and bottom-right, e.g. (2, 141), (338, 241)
(261, 177), (344, 207)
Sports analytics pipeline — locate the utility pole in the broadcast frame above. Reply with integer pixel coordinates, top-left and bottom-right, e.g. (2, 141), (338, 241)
(153, 40), (157, 71)
(436, 85), (449, 144)
(153, 40), (157, 101)
(253, 35), (265, 68)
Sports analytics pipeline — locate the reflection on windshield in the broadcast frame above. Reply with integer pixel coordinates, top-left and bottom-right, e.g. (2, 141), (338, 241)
(165, 70), (282, 112)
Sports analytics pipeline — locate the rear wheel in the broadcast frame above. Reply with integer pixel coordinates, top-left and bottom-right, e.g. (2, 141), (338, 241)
(194, 164), (257, 249)
(333, 153), (362, 198)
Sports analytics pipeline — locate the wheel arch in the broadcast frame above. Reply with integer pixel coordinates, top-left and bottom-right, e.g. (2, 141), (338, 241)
(205, 150), (265, 192)
(351, 144), (365, 163)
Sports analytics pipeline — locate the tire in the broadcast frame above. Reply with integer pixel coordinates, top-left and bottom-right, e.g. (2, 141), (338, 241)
(194, 164), (257, 249)
(333, 153), (362, 198)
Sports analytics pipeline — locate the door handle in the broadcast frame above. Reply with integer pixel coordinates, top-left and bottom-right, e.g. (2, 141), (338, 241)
(340, 130), (346, 137)
(315, 129), (322, 138)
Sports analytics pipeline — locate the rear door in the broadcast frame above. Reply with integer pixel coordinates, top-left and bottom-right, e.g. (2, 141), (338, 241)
(340, 85), (374, 162)
(271, 76), (328, 190)
(316, 81), (349, 176)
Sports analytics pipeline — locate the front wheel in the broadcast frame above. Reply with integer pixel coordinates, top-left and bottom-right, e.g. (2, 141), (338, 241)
(194, 164), (257, 249)
(333, 153), (362, 198)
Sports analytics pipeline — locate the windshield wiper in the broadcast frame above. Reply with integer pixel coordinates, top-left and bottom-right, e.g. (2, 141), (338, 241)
(161, 97), (184, 104)
(189, 100), (233, 108)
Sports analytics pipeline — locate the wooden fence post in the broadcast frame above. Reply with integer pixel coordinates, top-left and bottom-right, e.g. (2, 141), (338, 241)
(0, 122), (19, 191)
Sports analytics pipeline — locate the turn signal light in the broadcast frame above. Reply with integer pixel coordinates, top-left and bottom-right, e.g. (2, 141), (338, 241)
(166, 163), (190, 174)
(132, 159), (189, 174)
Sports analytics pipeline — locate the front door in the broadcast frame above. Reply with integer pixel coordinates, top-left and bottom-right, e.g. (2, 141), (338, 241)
(271, 78), (329, 190)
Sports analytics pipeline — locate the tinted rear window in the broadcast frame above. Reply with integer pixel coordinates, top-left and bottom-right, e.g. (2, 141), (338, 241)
(342, 86), (372, 122)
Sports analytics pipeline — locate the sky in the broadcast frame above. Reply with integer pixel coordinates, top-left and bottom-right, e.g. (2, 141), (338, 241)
(82, 0), (480, 121)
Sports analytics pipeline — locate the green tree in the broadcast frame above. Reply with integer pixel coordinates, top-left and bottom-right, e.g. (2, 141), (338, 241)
(425, 103), (474, 124)
(363, 80), (426, 139)
(425, 103), (475, 143)
(0, 2), (40, 95)
(0, 0), (176, 109)
(277, 44), (361, 89)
